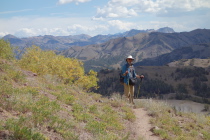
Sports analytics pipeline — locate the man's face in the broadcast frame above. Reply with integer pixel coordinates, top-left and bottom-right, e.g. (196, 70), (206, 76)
(127, 59), (134, 63)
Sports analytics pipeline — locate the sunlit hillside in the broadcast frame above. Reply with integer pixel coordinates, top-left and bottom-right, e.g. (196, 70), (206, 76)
(0, 39), (136, 139)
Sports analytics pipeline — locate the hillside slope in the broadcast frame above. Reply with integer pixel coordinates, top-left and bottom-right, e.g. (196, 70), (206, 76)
(168, 58), (210, 67)
(61, 29), (210, 71)
(0, 40), (138, 139)
(136, 43), (210, 66)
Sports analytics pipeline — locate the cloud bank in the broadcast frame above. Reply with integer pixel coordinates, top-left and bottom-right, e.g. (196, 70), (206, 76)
(0, 0), (209, 37)
(93, 0), (210, 20)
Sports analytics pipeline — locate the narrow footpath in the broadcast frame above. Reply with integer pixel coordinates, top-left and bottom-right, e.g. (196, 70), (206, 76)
(133, 108), (161, 140)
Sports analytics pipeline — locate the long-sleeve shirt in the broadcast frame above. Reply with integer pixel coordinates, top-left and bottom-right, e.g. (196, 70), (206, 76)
(121, 63), (137, 85)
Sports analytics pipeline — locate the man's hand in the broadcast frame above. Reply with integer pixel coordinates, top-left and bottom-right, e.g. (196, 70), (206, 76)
(140, 75), (144, 79)
(137, 75), (144, 79)
(123, 71), (128, 76)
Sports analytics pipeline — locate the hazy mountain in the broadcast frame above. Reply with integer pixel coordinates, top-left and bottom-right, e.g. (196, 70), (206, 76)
(3, 34), (23, 44)
(2, 27), (175, 51)
(157, 27), (175, 33)
(65, 27), (175, 46)
(60, 29), (210, 71)
(3, 34), (92, 51)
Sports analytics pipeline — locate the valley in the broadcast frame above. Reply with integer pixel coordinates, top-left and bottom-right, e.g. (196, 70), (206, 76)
(2, 27), (210, 104)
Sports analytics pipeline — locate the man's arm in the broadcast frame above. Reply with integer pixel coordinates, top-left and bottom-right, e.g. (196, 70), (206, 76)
(121, 65), (128, 77)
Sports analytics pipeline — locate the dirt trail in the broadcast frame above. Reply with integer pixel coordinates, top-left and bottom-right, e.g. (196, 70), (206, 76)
(133, 108), (161, 140)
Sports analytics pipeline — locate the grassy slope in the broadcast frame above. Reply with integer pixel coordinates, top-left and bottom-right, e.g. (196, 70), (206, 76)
(0, 58), (137, 140)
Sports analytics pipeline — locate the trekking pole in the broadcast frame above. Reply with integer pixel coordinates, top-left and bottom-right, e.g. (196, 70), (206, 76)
(126, 68), (134, 104)
(137, 75), (144, 98)
(127, 74), (132, 104)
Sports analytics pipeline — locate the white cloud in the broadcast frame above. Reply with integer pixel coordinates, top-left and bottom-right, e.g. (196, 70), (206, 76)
(108, 20), (135, 31)
(58, 0), (91, 5)
(0, 1), (209, 38)
(94, 3), (138, 20)
(94, 0), (210, 19)
(67, 24), (109, 35)
(0, 32), (9, 38)
(109, 0), (139, 7)
(14, 28), (37, 37)
(0, 16), (111, 37)
(13, 28), (71, 37)
(0, 14), (209, 38)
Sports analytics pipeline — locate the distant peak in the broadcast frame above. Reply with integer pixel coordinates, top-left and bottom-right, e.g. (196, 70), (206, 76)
(156, 27), (175, 33)
(3, 34), (18, 39)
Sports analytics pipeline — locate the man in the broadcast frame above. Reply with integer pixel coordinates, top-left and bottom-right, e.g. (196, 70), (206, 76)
(121, 55), (144, 104)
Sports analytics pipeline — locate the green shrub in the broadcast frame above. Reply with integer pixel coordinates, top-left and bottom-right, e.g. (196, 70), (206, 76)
(204, 104), (209, 111)
(153, 129), (169, 139)
(58, 93), (75, 105)
(5, 118), (46, 140)
(0, 39), (14, 59)
(0, 60), (25, 84)
(121, 106), (136, 122)
(89, 104), (98, 114)
(1, 86), (40, 113)
(72, 103), (91, 122)
(86, 120), (107, 135)
(31, 97), (60, 126)
(202, 130), (210, 140)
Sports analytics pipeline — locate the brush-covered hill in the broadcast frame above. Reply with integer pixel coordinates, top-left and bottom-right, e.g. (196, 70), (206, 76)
(0, 39), (138, 139)
(60, 29), (210, 72)
(168, 58), (210, 68)
(136, 43), (210, 66)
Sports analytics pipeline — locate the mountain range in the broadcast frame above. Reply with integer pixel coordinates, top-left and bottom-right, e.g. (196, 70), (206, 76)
(2, 27), (174, 51)
(60, 28), (210, 71)
(2, 27), (210, 72)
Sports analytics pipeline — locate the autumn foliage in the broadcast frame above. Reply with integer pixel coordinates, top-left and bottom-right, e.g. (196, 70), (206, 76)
(0, 39), (14, 59)
(18, 45), (98, 90)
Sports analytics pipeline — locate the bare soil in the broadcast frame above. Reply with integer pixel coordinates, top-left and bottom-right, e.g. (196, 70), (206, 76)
(132, 108), (161, 140)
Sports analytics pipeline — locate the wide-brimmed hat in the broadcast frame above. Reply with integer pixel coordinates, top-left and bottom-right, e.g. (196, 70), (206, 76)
(126, 55), (134, 61)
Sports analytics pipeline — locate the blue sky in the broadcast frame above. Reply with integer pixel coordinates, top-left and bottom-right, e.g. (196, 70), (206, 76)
(0, 0), (210, 37)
